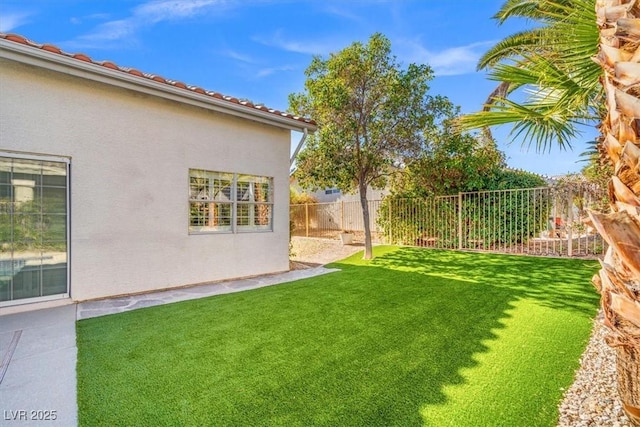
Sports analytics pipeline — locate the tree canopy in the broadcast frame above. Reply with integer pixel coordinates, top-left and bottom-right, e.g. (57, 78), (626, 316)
(390, 106), (509, 197)
(289, 33), (450, 259)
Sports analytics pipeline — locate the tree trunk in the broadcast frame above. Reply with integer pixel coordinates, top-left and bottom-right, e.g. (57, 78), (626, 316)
(594, 1), (640, 425)
(358, 182), (373, 260)
(617, 345), (640, 423)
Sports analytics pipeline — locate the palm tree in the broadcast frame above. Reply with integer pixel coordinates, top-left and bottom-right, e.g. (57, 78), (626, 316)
(461, 0), (640, 423)
(459, 0), (603, 151)
(592, 1), (640, 424)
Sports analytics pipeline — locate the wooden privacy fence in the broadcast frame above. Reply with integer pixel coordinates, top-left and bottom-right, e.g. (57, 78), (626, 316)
(291, 187), (607, 257)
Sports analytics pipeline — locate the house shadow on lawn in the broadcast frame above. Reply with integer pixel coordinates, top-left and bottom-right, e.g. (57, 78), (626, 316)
(77, 246), (600, 427)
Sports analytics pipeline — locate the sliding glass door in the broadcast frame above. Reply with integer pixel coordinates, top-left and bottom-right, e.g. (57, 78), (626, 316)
(0, 154), (69, 305)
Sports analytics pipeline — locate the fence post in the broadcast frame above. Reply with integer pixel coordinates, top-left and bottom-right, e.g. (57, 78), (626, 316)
(341, 201), (345, 231)
(305, 203), (309, 237)
(389, 200), (393, 244)
(567, 190), (573, 257)
(458, 192), (463, 250)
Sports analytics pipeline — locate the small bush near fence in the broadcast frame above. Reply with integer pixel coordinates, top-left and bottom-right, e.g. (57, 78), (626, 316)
(378, 188), (551, 249)
(377, 195), (457, 247)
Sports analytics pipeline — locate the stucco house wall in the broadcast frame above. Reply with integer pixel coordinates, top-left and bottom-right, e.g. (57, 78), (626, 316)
(0, 35), (315, 304)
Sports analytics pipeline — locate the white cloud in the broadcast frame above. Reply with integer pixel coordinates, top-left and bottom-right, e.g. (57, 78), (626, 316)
(0, 11), (32, 32)
(322, 5), (364, 24)
(69, 13), (111, 25)
(253, 29), (345, 56)
(220, 48), (256, 64)
(69, 0), (227, 48)
(134, 0), (224, 23)
(254, 31), (495, 77)
(218, 44), (296, 79)
(255, 64), (295, 78)
(84, 19), (138, 41)
(397, 38), (495, 76)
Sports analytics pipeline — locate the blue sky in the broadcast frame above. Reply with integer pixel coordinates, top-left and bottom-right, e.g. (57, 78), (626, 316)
(0, 0), (598, 176)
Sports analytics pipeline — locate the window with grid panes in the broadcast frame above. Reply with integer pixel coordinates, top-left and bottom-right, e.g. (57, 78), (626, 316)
(188, 169), (273, 233)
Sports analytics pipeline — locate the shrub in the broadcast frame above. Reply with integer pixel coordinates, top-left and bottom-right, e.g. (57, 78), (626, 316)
(378, 183), (551, 248)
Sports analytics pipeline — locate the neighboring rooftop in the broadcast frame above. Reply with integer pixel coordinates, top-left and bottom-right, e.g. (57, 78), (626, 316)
(0, 33), (316, 132)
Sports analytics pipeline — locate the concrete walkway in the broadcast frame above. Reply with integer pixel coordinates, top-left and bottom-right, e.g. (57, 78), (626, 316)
(0, 304), (77, 426)
(0, 265), (336, 426)
(77, 265), (338, 320)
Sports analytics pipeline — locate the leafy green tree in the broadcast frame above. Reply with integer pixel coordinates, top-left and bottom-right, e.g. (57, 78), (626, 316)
(289, 188), (318, 205)
(289, 33), (449, 259)
(577, 139), (612, 210)
(380, 147), (548, 249)
(392, 109), (506, 197)
(488, 168), (547, 190)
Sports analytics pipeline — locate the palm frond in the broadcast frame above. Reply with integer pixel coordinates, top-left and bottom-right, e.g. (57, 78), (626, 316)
(493, 0), (575, 23)
(488, 60), (543, 86)
(466, 0), (603, 153)
(477, 28), (548, 70)
(458, 97), (583, 152)
(578, 139), (600, 162)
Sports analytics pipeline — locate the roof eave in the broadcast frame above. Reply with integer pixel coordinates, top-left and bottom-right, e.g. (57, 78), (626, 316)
(0, 38), (317, 133)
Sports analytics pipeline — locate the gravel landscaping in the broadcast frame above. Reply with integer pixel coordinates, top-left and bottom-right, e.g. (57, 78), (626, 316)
(290, 236), (365, 267)
(558, 314), (631, 426)
(290, 237), (631, 426)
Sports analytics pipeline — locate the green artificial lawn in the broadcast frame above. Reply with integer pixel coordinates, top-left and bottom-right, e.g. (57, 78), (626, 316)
(76, 246), (599, 427)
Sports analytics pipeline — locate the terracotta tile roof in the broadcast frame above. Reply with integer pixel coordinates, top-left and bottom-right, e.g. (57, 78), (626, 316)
(0, 33), (316, 128)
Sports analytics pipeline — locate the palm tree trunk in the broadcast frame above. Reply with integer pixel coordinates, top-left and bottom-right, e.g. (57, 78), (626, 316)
(593, 1), (640, 424)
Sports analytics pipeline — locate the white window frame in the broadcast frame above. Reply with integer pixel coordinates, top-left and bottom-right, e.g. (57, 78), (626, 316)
(188, 169), (273, 234)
